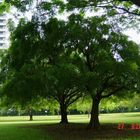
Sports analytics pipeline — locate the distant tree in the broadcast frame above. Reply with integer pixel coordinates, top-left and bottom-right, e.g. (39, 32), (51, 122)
(100, 93), (140, 113)
(69, 96), (92, 115)
(118, 94), (140, 111)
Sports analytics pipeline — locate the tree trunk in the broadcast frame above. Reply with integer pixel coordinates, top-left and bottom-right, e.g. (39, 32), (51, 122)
(29, 109), (33, 121)
(60, 103), (68, 124)
(88, 110), (90, 118)
(88, 96), (100, 129)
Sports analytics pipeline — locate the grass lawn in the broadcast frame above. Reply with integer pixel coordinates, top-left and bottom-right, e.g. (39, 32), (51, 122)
(0, 112), (140, 140)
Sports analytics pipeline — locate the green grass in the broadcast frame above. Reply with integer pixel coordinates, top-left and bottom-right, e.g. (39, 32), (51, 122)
(0, 125), (50, 140)
(0, 124), (52, 140)
(100, 112), (140, 124)
(0, 112), (140, 140)
(1, 112), (140, 124)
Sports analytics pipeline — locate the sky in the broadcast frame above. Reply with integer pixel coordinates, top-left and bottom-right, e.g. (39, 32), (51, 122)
(8, 4), (140, 45)
(124, 30), (140, 44)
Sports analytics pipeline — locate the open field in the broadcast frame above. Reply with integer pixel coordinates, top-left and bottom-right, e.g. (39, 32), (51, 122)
(0, 112), (140, 140)
(1, 112), (140, 123)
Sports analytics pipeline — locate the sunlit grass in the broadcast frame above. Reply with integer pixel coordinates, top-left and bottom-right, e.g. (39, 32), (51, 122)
(100, 112), (140, 124)
(0, 112), (140, 124)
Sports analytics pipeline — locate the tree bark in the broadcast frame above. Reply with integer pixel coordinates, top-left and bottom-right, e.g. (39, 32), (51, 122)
(60, 103), (68, 124)
(88, 96), (101, 129)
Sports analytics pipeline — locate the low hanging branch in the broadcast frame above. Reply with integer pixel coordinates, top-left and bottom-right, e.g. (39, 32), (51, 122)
(101, 86), (125, 98)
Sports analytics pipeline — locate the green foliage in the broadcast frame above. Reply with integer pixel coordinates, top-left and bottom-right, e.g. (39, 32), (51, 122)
(9, 20), (41, 71)
(0, 2), (10, 13)
(100, 94), (140, 112)
(69, 96), (92, 114)
(65, 13), (140, 99)
(2, 17), (84, 114)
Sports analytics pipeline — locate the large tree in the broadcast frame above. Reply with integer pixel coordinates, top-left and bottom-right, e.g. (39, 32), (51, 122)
(65, 14), (140, 129)
(2, 18), (84, 124)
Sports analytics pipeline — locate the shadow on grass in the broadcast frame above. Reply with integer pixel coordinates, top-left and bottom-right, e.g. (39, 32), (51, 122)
(27, 123), (140, 140)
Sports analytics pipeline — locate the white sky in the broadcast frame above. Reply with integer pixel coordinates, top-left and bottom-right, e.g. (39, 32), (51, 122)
(124, 30), (140, 44)
(8, 6), (140, 45)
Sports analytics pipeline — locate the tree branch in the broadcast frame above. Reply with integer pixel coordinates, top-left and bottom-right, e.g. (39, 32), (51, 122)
(96, 4), (140, 16)
(119, 0), (140, 7)
(65, 91), (81, 105)
(101, 86), (125, 98)
(67, 94), (82, 107)
(96, 74), (114, 96)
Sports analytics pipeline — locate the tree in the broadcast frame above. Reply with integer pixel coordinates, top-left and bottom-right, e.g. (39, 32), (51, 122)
(1, 19), (47, 120)
(2, 65), (45, 121)
(44, 64), (83, 124)
(65, 14), (140, 129)
(2, 17), (85, 124)
(1, 95), (53, 120)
